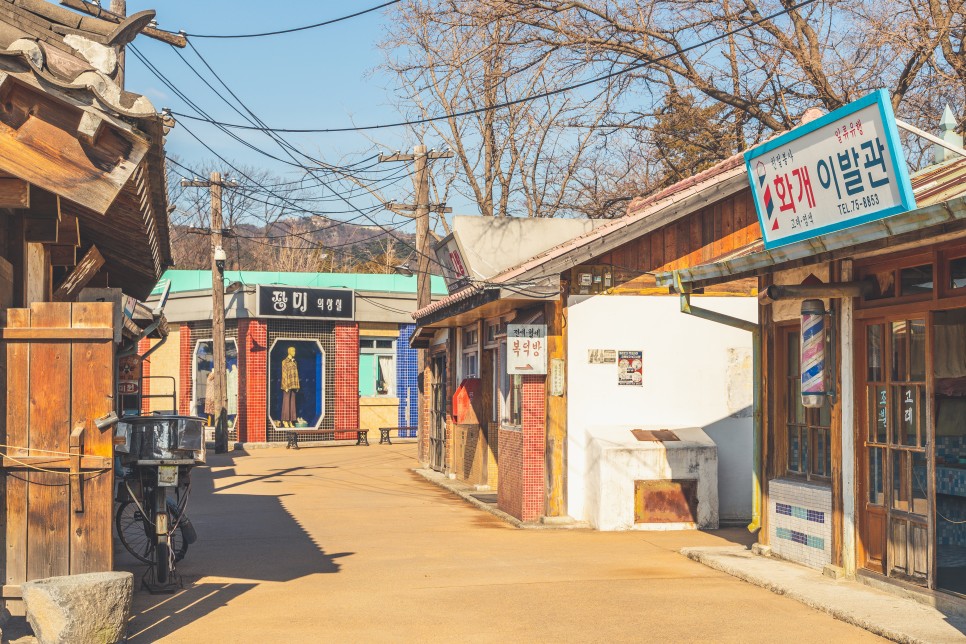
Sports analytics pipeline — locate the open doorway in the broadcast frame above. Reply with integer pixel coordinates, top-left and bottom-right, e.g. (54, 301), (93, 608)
(933, 309), (966, 595)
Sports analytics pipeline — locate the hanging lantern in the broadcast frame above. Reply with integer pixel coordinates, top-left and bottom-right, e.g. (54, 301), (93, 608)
(801, 299), (827, 408)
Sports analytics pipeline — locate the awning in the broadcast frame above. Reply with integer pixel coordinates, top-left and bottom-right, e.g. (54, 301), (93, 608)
(655, 195), (966, 290)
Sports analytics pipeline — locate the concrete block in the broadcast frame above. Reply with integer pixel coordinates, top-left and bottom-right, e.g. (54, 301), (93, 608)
(822, 565), (845, 580)
(22, 572), (133, 644)
(751, 543), (771, 557)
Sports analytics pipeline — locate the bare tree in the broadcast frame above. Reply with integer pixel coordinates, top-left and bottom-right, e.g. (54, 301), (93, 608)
(381, 0), (615, 218)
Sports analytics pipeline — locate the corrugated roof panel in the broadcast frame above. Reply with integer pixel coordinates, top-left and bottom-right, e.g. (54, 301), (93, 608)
(153, 270), (449, 295)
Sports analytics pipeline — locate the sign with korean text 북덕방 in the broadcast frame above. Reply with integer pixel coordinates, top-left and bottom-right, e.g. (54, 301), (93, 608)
(255, 284), (354, 320)
(506, 324), (547, 375)
(746, 89), (916, 250)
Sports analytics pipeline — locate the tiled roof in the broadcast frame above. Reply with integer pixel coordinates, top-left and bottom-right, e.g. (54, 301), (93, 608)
(0, 0), (158, 117)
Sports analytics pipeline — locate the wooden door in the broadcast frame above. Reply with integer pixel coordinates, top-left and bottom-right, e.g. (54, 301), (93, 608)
(858, 317), (932, 585)
(2, 302), (115, 603)
(429, 354), (446, 472)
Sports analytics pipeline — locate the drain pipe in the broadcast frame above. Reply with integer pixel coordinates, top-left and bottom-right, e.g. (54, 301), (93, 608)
(673, 271), (763, 533)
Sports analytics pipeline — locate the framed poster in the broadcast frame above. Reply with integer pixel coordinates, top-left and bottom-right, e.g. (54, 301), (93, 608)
(618, 350), (643, 386)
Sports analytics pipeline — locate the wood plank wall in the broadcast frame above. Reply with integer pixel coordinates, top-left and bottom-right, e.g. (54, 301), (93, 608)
(595, 188), (760, 293)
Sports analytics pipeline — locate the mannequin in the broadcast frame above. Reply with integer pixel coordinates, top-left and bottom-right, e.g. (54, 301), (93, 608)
(280, 346), (300, 427)
(204, 370), (216, 425)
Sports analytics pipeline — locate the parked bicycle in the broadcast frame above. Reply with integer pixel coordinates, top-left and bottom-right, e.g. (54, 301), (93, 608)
(114, 415), (205, 592)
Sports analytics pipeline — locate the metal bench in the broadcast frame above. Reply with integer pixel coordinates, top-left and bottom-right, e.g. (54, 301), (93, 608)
(280, 428), (369, 449)
(378, 426), (418, 445)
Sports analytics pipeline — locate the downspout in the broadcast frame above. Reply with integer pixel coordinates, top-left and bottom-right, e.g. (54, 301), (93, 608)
(673, 270), (763, 533)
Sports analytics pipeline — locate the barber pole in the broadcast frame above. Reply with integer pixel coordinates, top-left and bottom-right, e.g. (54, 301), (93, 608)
(801, 299), (826, 408)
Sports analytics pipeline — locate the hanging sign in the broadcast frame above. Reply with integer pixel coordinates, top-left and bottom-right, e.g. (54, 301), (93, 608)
(256, 285), (354, 320)
(746, 89), (916, 250)
(117, 355), (142, 395)
(506, 324), (547, 375)
(617, 350), (643, 386)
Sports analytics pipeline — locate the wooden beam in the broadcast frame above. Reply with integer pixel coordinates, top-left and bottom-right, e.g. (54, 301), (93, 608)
(58, 0), (188, 47)
(57, 214), (80, 247)
(52, 245), (104, 302)
(0, 326), (113, 340)
(1, 455), (111, 469)
(0, 177), (29, 208)
(23, 186), (61, 242)
(24, 218), (58, 243)
(48, 244), (77, 267)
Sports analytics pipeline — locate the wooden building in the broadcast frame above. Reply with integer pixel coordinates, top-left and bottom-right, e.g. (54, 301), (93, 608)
(657, 110), (966, 599)
(0, 0), (172, 609)
(411, 153), (763, 526)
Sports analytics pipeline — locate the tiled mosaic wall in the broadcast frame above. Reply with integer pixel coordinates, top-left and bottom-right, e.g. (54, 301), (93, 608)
(497, 375), (546, 522)
(396, 324), (418, 432)
(178, 324), (192, 416)
(767, 478), (832, 569)
(138, 337), (152, 414)
(334, 323), (360, 439)
(239, 319), (268, 443)
(266, 320), (336, 441)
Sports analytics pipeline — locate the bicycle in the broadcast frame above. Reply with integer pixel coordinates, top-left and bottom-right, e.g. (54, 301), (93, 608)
(114, 415), (205, 591)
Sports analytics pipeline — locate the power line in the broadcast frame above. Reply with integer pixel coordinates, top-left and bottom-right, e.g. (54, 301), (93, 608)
(169, 0), (818, 134)
(182, 1), (400, 39)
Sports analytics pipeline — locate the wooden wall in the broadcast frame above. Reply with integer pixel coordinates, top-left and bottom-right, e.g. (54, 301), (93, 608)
(593, 188), (760, 294)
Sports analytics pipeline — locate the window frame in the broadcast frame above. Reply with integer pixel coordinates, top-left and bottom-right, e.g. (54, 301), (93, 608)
(777, 324), (833, 482)
(359, 336), (397, 397)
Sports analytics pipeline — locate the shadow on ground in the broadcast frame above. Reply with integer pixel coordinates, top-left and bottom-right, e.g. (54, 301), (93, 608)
(115, 449), (352, 642)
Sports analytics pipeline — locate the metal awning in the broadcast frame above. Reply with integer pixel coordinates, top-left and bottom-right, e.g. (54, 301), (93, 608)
(655, 195), (966, 290)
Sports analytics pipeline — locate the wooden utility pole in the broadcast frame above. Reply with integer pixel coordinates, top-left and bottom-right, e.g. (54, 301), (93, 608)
(379, 145), (452, 462)
(181, 172), (235, 454)
(378, 145), (453, 312)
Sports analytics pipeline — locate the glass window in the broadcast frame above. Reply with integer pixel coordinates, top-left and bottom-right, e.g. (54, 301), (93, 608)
(949, 256), (966, 289)
(783, 328), (831, 480)
(867, 324), (884, 382)
(869, 447), (884, 505)
(899, 264), (933, 296)
(865, 268), (895, 300)
(499, 340), (522, 426)
(360, 337), (396, 397)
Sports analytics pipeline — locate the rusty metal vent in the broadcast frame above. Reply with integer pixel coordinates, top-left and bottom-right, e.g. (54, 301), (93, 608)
(631, 429), (679, 442)
(634, 480), (698, 524)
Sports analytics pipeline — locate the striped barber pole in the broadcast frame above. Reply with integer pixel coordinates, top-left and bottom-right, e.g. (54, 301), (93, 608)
(801, 299), (826, 408)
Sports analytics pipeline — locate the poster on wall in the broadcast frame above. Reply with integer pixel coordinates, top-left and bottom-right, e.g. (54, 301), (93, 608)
(617, 350), (643, 386)
(269, 338), (325, 430)
(506, 324), (547, 375)
(194, 339), (239, 426)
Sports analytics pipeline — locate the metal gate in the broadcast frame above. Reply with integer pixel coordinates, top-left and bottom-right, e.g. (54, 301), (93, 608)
(429, 354), (446, 472)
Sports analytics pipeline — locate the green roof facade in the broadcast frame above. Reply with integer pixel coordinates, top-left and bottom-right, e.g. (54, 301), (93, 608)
(154, 270), (449, 296)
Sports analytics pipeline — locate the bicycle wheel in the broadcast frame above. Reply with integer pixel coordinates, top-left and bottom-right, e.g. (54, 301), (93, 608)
(115, 500), (189, 564)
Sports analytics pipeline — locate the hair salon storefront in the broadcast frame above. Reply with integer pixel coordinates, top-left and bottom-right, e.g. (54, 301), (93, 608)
(657, 91), (966, 600)
(143, 271), (445, 443)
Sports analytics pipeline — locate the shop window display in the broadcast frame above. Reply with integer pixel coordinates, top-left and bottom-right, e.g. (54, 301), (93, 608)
(269, 338), (325, 430)
(193, 339), (239, 427)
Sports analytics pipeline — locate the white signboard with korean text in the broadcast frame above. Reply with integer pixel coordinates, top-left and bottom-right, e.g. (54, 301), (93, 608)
(506, 324), (547, 375)
(746, 89), (916, 250)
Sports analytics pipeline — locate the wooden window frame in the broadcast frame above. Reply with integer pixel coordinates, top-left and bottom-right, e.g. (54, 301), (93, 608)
(775, 324), (833, 483)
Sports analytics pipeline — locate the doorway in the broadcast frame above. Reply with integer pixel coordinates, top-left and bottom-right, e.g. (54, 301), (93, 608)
(429, 353), (447, 472)
(859, 317), (930, 585)
(933, 309), (966, 595)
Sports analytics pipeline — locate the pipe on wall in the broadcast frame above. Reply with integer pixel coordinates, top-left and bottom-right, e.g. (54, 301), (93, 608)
(674, 271), (763, 533)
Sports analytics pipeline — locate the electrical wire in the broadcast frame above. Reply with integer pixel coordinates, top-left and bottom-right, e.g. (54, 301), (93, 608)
(182, 1), (400, 39)
(169, 0), (819, 134)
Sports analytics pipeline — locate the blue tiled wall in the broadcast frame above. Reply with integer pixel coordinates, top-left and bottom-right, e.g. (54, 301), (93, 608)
(396, 324), (418, 434)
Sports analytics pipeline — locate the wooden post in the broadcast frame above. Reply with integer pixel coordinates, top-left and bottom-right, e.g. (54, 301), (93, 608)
(111, 0), (126, 88)
(209, 172), (228, 453)
(545, 281), (568, 517)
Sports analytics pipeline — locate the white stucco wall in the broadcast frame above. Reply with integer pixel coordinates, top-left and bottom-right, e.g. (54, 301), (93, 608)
(567, 295), (757, 524)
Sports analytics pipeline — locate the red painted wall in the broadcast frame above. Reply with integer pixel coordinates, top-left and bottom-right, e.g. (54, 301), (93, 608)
(334, 323), (360, 439)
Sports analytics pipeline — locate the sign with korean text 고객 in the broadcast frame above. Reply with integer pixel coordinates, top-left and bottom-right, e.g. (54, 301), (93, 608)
(746, 89), (916, 250)
(506, 324), (547, 375)
(255, 285), (354, 320)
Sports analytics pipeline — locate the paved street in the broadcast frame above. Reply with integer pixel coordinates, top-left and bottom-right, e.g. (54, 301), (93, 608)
(119, 443), (882, 643)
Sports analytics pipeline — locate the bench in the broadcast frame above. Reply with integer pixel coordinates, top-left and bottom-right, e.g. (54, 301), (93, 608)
(378, 426), (418, 445)
(280, 428), (369, 449)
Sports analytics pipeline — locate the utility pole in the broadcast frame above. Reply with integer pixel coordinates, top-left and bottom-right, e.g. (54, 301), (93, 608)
(379, 145), (452, 462)
(181, 172), (236, 454)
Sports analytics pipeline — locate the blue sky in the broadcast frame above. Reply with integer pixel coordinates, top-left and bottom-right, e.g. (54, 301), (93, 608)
(125, 1), (426, 217)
